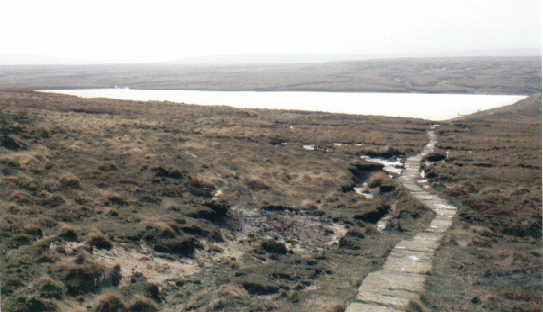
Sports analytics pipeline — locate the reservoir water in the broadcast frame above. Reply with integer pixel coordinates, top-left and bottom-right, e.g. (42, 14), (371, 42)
(42, 89), (527, 121)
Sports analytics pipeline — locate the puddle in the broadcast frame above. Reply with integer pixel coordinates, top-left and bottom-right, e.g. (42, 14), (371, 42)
(376, 216), (393, 232)
(302, 144), (333, 152)
(360, 155), (404, 175)
(184, 150), (198, 158)
(354, 184), (373, 199)
(213, 189), (223, 198)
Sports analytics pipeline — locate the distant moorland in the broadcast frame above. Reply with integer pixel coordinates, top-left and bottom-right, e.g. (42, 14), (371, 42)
(0, 56), (540, 95)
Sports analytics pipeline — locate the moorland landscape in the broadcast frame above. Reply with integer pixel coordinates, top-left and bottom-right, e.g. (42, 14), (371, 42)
(0, 56), (541, 312)
(0, 56), (540, 95)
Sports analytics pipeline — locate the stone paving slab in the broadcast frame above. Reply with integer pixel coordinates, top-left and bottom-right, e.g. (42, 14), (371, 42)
(357, 270), (426, 293)
(346, 129), (458, 311)
(402, 183), (423, 191)
(382, 255), (432, 274)
(433, 208), (457, 219)
(389, 249), (434, 261)
(346, 302), (403, 312)
(395, 239), (439, 252)
(355, 291), (412, 309)
(412, 194), (435, 200)
(412, 232), (444, 242)
(425, 218), (453, 233)
(410, 190), (430, 195)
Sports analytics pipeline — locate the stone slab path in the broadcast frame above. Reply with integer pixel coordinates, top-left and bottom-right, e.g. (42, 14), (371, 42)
(346, 127), (457, 311)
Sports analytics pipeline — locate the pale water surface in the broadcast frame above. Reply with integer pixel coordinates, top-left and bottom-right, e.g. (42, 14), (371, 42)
(42, 89), (527, 120)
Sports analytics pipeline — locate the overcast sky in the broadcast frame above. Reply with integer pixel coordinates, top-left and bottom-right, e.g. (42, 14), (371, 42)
(1, 0), (541, 63)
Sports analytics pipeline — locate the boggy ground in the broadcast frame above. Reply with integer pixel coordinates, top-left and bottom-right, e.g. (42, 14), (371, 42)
(0, 91), (438, 311)
(418, 94), (542, 311)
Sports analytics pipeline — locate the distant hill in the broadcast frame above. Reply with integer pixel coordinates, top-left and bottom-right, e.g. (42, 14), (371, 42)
(460, 93), (542, 123)
(165, 49), (542, 65)
(1, 48), (540, 65)
(1, 57), (540, 95)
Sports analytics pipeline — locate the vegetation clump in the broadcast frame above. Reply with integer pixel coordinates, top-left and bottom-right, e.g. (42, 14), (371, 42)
(260, 239), (288, 254)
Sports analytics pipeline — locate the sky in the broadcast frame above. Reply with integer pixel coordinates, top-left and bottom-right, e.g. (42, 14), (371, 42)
(1, 0), (541, 64)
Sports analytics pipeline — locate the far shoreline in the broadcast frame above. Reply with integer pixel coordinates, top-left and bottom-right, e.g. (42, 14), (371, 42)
(38, 89), (528, 121)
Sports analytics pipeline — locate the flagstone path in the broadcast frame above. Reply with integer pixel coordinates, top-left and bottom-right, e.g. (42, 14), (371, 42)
(345, 127), (457, 311)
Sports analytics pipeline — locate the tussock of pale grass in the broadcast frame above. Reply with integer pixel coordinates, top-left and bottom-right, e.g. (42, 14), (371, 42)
(245, 177), (271, 190)
(5, 173), (38, 190)
(31, 274), (65, 300)
(96, 189), (127, 206)
(23, 224), (43, 236)
(58, 224), (79, 241)
(192, 174), (222, 190)
(125, 295), (159, 312)
(325, 191), (342, 203)
(162, 199), (181, 211)
(87, 231), (113, 250)
(59, 171), (81, 189)
(93, 292), (125, 312)
(144, 222), (177, 238)
(300, 199), (319, 210)
(367, 171), (391, 188)
(9, 190), (34, 205)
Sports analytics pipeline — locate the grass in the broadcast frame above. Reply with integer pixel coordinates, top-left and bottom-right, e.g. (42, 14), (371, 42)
(0, 90), (540, 311)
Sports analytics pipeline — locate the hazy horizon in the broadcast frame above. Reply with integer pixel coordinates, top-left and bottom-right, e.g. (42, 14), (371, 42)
(1, 0), (540, 65)
(0, 48), (541, 66)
